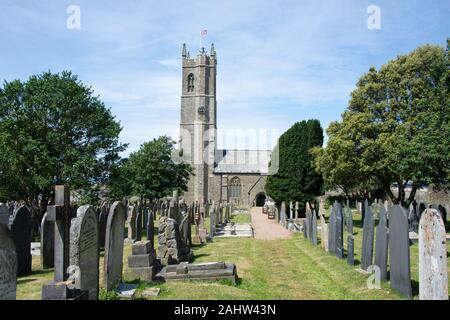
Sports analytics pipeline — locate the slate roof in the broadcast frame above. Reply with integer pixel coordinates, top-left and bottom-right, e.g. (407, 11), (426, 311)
(214, 149), (272, 174)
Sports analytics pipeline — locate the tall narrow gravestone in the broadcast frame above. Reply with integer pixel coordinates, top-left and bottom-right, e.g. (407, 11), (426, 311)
(104, 201), (126, 291)
(10, 206), (32, 276)
(147, 210), (155, 248)
(345, 204), (353, 234)
(319, 214), (328, 251)
(374, 206), (389, 281)
(209, 207), (215, 240)
(311, 210), (318, 245)
(419, 209), (448, 300)
(361, 201), (374, 271)
(389, 205), (412, 299)
(335, 203), (344, 259)
(328, 206), (336, 253)
(127, 205), (137, 242)
(0, 203), (10, 227)
(136, 207), (143, 242)
(40, 212), (54, 269)
(0, 224), (17, 300)
(69, 205), (99, 300)
(98, 203), (109, 248)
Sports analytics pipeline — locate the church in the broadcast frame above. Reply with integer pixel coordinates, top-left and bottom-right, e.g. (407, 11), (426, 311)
(178, 44), (271, 207)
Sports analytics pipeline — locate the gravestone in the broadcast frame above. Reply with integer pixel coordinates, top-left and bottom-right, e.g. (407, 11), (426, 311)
(143, 207), (148, 232)
(347, 235), (354, 266)
(335, 202), (344, 259)
(438, 205), (447, 223)
(127, 206), (137, 241)
(136, 206), (143, 242)
(345, 203), (353, 234)
(0, 203), (10, 227)
(311, 210), (318, 245)
(70, 205), (99, 300)
(104, 201), (126, 291)
(408, 201), (419, 233)
(419, 209), (448, 300)
(319, 214), (328, 251)
(302, 220), (307, 238)
(40, 212), (54, 269)
(147, 210), (155, 248)
(374, 206), (389, 281)
(305, 208), (311, 240)
(418, 202), (426, 220)
(294, 202), (299, 220)
(328, 206), (336, 253)
(280, 203), (287, 228)
(361, 201), (374, 271)
(98, 203), (109, 248)
(10, 206), (32, 276)
(209, 207), (215, 239)
(389, 205), (412, 299)
(158, 216), (192, 265)
(0, 224), (17, 300)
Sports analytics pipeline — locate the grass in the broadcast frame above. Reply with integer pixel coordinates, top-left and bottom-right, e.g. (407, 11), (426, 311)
(16, 209), (449, 300)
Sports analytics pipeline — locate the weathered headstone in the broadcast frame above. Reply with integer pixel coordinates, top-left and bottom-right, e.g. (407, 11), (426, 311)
(389, 205), (412, 299)
(40, 212), (54, 269)
(135, 206), (143, 242)
(69, 205), (99, 299)
(335, 202), (344, 259)
(418, 202), (426, 220)
(147, 210), (154, 248)
(98, 203), (109, 248)
(328, 206), (336, 253)
(408, 201), (419, 233)
(345, 203), (353, 234)
(10, 206), (32, 276)
(347, 235), (354, 266)
(294, 202), (299, 220)
(209, 206), (215, 239)
(319, 214), (328, 251)
(305, 207), (311, 240)
(418, 208), (448, 300)
(104, 201), (126, 291)
(303, 220), (307, 238)
(361, 201), (374, 271)
(374, 206), (389, 281)
(158, 216), (192, 265)
(280, 203), (287, 228)
(0, 203), (10, 227)
(0, 224), (17, 300)
(311, 210), (318, 245)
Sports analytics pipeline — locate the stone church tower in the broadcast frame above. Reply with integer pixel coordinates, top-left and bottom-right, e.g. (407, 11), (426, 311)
(179, 44), (217, 204)
(179, 43), (270, 207)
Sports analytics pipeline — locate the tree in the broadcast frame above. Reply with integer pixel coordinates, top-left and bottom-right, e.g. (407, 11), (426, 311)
(265, 119), (324, 213)
(313, 43), (450, 207)
(121, 136), (192, 201)
(0, 71), (126, 214)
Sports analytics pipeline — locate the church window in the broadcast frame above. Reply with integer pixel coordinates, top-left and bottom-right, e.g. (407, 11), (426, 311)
(229, 176), (241, 198)
(187, 73), (194, 92)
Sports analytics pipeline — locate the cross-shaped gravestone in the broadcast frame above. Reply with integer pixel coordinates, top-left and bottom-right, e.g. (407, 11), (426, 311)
(47, 185), (73, 282)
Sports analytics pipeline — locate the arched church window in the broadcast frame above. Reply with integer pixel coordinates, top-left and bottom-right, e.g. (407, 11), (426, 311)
(187, 73), (194, 92)
(229, 176), (241, 198)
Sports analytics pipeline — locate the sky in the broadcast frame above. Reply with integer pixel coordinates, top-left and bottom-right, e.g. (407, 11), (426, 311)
(0, 0), (449, 155)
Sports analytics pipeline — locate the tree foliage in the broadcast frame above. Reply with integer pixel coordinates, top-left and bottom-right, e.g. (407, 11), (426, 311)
(313, 43), (450, 207)
(109, 136), (192, 201)
(265, 119), (324, 212)
(0, 71), (126, 212)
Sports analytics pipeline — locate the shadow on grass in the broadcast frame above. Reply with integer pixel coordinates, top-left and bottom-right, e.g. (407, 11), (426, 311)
(17, 278), (40, 285)
(24, 268), (53, 277)
(192, 253), (210, 261)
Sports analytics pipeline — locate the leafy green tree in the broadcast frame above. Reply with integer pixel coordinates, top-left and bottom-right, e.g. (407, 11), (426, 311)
(265, 119), (324, 213)
(122, 136), (192, 201)
(313, 43), (450, 207)
(0, 71), (126, 213)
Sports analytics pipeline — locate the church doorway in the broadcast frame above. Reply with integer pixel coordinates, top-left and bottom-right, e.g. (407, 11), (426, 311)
(255, 193), (266, 207)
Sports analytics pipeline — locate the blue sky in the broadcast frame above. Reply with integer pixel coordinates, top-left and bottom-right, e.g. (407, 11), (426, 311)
(0, 0), (449, 155)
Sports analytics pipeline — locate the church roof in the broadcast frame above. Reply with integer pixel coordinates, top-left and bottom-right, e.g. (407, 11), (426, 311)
(214, 149), (272, 174)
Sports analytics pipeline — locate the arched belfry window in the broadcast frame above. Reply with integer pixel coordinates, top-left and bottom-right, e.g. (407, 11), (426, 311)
(229, 176), (241, 198)
(187, 73), (194, 93)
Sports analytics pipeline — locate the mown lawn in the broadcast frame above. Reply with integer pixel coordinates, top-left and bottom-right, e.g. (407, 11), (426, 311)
(16, 209), (449, 300)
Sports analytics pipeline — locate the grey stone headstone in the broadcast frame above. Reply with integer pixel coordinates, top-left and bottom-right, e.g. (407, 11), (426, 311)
(104, 201), (126, 291)
(389, 205), (412, 299)
(10, 206), (32, 276)
(303, 220), (307, 238)
(419, 209), (448, 300)
(40, 212), (54, 269)
(361, 201), (374, 271)
(418, 202), (426, 220)
(305, 210), (311, 240)
(135, 207), (143, 242)
(335, 203), (344, 259)
(127, 206), (137, 241)
(0, 203), (10, 227)
(374, 206), (389, 281)
(0, 224), (17, 300)
(328, 206), (336, 254)
(408, 201), (419, 233)
(345, 204), (353, 234)
(347, 235), (354, 266)
(70, 205), (99, 299)
(311, 210), (318, 245)
(98, 204), (109, 248)
(147, 210), (155, 248)
(143, 207), (148, 230)
(209, 207), (215, 239)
